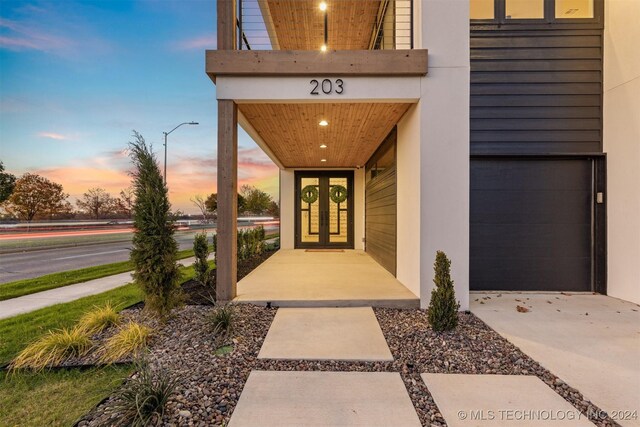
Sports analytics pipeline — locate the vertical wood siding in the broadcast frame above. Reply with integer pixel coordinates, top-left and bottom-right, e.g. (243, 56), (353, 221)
(365, 166), (397, 275)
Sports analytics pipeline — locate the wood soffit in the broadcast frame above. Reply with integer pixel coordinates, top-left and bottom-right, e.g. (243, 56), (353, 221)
(238, 102), (412, 168)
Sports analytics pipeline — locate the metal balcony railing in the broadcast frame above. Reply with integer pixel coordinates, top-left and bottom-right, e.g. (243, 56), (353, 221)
(237, 0), (413, 51)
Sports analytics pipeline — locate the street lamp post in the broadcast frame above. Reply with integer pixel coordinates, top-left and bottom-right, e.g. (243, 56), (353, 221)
(163, 121), (199, 185)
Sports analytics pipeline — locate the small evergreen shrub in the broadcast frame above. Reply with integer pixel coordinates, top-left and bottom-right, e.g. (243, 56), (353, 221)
(110, 359), (177, 427)
(77, 303), (120, 334)
(128, 132), (183, 319)
(99, 321), (152, 364)
(193, 232), (210, 284)
(427, 251), (460, 332)
(11, 327), (92, 371)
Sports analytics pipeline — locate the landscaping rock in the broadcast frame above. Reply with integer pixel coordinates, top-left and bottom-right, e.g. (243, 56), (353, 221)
(77, 306), (617, 427)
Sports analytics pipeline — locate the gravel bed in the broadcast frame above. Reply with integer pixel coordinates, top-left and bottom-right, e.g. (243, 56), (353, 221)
(374, 308), (619, 427)
(78, 306), (618, 427)
(77, 304), (276, 426)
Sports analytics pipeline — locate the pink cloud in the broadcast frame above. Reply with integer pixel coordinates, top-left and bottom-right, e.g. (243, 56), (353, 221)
(172, 35), (217, 50)
(0, 18), (75, 53)
(29, 145), (279, 214)
(37, 132), (69, 141)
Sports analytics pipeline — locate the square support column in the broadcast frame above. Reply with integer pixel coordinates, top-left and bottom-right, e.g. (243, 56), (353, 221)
(215, 0), (237, 301)
(216, 99), (238, 301)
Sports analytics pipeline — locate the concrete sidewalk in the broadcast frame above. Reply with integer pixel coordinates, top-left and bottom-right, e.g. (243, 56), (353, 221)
(0, 255), (200, 320)
(472, 292), (640, 427)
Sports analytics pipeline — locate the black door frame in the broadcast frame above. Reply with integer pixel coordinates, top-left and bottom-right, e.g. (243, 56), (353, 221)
(294, 170), (355, 249)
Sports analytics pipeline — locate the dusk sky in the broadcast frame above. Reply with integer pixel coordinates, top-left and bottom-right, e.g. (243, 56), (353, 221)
(0, 0), (279, 214)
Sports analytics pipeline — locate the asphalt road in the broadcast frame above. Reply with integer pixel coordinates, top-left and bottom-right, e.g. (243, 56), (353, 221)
(0, 232), (201, 284)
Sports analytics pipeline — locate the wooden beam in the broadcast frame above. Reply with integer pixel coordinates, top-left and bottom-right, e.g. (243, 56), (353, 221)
(216, 100), (238, 302)
(206, 49), (428, 78)
(217, 0), (236, 50)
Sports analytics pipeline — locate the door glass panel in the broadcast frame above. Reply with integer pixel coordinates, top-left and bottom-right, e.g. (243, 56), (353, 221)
(556, 0), (594, 18)
(328, 177), (349, 243)
(505, 0), (544, 19)
(300, 177), (320, 243)
(470, 0), (494, 19)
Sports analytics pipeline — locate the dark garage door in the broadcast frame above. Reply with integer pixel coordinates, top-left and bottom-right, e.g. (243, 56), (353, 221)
(470, 159), (593, 292)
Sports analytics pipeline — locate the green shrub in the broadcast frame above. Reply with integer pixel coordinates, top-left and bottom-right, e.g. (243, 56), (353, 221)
(128, 131), (183, 319)
(236, 226), (267, 261)
(427, 251), (460, 332)
(193, 232), (210, 284)
(99, 321), (152, 364)
(11, 327), (92, 371)
(110, 360), (177, 427)
(77, 303), (121, 335)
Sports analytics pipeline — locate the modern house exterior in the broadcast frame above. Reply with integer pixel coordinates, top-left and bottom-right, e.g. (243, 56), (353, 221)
(207, 0), (640, 309)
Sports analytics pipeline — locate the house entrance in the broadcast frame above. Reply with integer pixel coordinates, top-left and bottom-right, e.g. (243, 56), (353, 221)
(295, 171), (354, 249)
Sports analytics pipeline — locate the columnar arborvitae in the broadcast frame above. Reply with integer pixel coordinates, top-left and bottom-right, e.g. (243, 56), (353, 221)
(193, 232), (210, 284)
(128, 131), (182, 319)
(427, 251), (460, 332)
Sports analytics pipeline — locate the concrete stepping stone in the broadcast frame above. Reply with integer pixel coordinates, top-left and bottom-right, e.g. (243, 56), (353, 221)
(422, 374), (593, 427)
(258, 307), (393, 361)
(228, 371), (422, 427)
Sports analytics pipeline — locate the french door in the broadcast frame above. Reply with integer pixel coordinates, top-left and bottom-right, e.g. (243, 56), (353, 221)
(295, 171), (354, 249)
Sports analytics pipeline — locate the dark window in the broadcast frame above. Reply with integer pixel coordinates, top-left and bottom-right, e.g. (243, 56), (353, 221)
(470, 0), (600, 24)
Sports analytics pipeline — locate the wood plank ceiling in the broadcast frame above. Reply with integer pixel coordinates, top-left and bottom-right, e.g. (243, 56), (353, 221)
(238, 103), (412, 167)
(263, 0), (382, 50)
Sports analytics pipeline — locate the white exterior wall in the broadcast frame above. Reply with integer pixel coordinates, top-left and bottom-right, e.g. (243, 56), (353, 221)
(278, 168), (365, 251)
(604, 0), (640, 304)
(416, 0), (470, 310)
(396, 104), (422, 297)
(279, 169), (295, 249)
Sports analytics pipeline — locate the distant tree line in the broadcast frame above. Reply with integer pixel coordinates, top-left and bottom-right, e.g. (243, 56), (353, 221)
(0, 161), (136, 221)
(191, 184), (279, 221)
(0, 161), (279, 222)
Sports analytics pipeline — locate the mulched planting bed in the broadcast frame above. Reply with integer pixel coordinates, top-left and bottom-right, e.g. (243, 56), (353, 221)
(77, 306), (617, 427)
(181, 249), (277, 305)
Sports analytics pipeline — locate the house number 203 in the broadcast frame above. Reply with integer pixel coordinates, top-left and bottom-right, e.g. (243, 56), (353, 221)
(310, 79), (344, 95)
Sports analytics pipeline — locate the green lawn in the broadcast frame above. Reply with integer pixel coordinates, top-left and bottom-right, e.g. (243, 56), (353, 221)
(0, 365), (134, 427)
(0, 259), (215, 427)
(0, 247), (200, 301)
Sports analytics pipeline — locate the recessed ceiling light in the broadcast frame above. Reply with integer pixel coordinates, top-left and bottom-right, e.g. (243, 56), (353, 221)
(319, 120), (328, 126)
(321, 159), (327, 162)
(320, 44), (327, 52)
(320, 144), (327, 149)
(319, 2), (327, 11)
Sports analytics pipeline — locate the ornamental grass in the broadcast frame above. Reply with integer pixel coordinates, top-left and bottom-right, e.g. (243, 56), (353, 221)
(10, 327), (92, 371)
(77, 303), (120, 335)
(99, 321), (152, 364)
(110, 360), (177, 427)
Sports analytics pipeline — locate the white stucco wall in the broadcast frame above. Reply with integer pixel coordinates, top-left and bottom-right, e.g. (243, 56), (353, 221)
(416, 0), (470, 310)
(396, 104), (422, 298)
(279, 169), (295, 249)
(604, 0), (640, 304)
(278, 168), (365, 251)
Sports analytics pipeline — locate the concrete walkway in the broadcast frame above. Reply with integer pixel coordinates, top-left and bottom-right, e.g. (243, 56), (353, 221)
(258, 307), (393, 361)
(472, 292), (640, 427)
(230, 307), (422, 426)
(0, 255), (200, 319)
(235, 249), (419, 308)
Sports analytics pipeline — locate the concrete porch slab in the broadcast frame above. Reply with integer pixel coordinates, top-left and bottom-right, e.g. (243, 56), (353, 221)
(258, 307), (393, 361)
(228, 371), (422, 427)
(422, 374), (593, 427)
(472, 293), (640, 427)
(234, 249), (419, 308)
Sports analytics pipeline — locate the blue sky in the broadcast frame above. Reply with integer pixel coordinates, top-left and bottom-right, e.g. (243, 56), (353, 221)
(0, 0), (278, 213)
